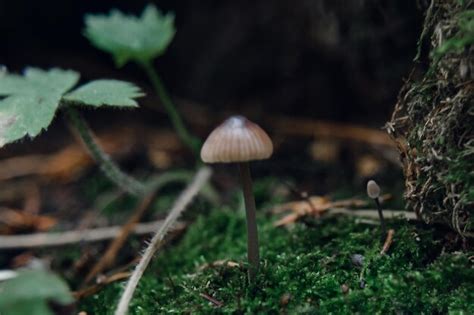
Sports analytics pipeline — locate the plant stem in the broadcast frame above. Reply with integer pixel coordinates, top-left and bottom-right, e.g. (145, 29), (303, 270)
(374, 198), (387, 237)
(65, 107), (147, 196)
(139, 61), (201, 156)
(238, 162), (260, 283)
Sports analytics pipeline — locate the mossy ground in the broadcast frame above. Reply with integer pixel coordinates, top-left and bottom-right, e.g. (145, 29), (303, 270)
(387, 0), (474, 236)
(80, 202), (474, 314)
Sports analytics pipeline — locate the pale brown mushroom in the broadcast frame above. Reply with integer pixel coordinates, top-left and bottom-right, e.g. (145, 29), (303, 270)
(201, 115), (273, 282)
(367, 180), (386, 236)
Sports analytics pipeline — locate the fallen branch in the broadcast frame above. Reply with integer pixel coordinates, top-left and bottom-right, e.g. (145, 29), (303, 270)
(115, 167), (212, 315)
(0, 220), (186, 249)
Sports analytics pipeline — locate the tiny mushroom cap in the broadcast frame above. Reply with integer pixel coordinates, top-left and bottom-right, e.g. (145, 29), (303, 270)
(201, 115), (273, 163)
(367, 180), (381, 199)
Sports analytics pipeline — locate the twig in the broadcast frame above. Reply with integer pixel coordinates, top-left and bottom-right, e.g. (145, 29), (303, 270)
(83, 193), (156, 284)
(0, 220), (186, 249)
(73, 271), (131, 299)
(199, 292), (224, 307)
(114, 167), (212, 315)
(380, 229), (396, 255)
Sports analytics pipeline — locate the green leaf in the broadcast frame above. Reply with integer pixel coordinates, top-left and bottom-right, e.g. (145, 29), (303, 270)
(84, 4), (176, 66)
(64, 79), (144, 107)
(0, 67), (143, 147)
(0, 270), (74, 315)
(0, 68), (79, 145)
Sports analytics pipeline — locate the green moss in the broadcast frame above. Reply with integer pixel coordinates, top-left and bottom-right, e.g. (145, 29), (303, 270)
(389, 0), (474, 236)
(80, 209), (474, 314)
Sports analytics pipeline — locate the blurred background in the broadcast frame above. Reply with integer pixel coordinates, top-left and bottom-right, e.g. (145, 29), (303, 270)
(0, 0), (422, 120)
(0, 0), (424, 201)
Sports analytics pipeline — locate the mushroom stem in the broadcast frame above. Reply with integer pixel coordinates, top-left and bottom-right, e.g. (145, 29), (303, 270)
(374, 198), (387, 236)
(238, 162), (260, 282)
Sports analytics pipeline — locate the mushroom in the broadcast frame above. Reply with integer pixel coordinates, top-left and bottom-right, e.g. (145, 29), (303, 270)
(366, 180), (386, 237)
(201, 115), (273, 281)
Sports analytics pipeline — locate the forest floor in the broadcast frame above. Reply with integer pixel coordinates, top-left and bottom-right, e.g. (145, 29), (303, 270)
(79, 178), (474, 314)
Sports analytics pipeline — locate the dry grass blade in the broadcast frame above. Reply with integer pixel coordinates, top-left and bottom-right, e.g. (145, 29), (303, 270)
(115, 167), (212, 315)
(83, 193), (156, 284)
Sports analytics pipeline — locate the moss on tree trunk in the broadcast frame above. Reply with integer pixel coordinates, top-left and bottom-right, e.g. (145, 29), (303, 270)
(387, 0), (474, 237)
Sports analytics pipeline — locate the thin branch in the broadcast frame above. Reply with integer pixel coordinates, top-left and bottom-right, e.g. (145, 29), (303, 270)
(64, 107), (147, 196)
(0, 220), (186, 250)
(115, 167), (212, 315)
(327, 208), (418, 220)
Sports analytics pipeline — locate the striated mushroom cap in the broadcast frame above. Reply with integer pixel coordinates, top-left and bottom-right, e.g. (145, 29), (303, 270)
(201, 115), (273, 163)
(367, 180), (381, 199)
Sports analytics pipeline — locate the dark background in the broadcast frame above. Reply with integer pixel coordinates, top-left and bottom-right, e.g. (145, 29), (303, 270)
(0, 0), (422, 126)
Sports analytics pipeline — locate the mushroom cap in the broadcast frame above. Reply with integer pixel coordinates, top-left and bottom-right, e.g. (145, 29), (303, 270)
(366, 180), (381, 199)
(201, 115), (273, 163)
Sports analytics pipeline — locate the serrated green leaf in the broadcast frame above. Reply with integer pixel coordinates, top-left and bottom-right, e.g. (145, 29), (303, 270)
(0, 270), (73, 315)
(0, 68), (79, 95)
(64, 79), (144, 107)
(0, 68), (79, 145)
(0, 68), (143, 147)
(84, 4), (176, 66)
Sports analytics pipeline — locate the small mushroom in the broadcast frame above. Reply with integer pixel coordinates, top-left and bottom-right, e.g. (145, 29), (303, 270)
(366, 180), (386, 237)
(201, 115), (273, 282)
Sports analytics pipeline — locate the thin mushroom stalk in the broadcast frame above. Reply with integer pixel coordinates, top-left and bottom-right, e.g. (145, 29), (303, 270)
(239, 162), (260, 280)
(201, 115), (273, 283)
(367, 180), (387, 237)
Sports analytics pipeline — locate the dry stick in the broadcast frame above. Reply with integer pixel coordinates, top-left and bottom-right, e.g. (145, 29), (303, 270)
(115, 167), (212, 315)
(199, 292), (224, 307)
(74, 271), (131, 299)
(0, 220), (186, 250)
(83, 193), (156, 284)
(380, 229), (396, 255)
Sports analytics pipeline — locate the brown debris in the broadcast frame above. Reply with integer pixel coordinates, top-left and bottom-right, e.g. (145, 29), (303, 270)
(83, 193), (156, 285)
(380, 229), (396, 255)
(199, 292), (224, 307)
(73, 271), (131, 299)
(272, 196), (370, 227)
(0, 208), (56, 234)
